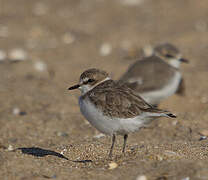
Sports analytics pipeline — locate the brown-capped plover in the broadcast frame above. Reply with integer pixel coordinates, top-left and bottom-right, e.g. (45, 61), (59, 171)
(119, 43), (189, 106)
(68, 68), (176, 157)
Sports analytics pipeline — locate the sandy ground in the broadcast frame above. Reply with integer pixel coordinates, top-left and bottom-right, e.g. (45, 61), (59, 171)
(1, 0), (208, 179)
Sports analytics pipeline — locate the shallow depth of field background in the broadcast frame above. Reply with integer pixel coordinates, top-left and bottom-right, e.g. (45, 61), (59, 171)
(0, 0), (208, 179)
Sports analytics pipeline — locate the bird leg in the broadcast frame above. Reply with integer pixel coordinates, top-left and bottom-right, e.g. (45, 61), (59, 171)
(122, 134), (128, 153)
(109, 134), (116, 158)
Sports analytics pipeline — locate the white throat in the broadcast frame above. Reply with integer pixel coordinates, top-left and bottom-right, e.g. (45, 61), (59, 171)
(168, 58), (181, 68)
(79, 77), (111, 95)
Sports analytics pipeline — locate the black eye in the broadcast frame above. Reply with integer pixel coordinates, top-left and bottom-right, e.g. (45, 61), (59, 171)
(166, 54), (173, 58)
(88, 79), (95, 83)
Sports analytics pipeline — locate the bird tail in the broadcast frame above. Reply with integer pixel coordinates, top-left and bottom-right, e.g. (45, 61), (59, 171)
(166, 113), (177, 118)
(143, 108), (177, 118)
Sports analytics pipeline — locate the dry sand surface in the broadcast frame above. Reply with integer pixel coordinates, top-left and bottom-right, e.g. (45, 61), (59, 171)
(0, 0), (208, 179)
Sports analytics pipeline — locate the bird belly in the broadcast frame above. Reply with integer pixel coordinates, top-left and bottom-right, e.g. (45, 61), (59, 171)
(140, 71), (181, 105)
(79, 98), (146, 135)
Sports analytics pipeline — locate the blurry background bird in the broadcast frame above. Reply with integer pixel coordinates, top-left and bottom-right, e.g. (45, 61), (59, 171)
(118, 43), (189, 106)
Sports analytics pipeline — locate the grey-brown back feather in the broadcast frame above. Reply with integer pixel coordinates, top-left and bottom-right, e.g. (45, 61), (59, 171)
(81, 80), (175, 119)
(119, 56), (177, 93)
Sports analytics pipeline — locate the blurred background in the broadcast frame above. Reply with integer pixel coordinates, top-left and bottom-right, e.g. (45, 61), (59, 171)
(1, 0), (208, 179)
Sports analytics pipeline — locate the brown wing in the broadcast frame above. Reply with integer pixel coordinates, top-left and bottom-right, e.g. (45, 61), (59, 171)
(119, 56), (176, 93)
(83, 80), (175, 119)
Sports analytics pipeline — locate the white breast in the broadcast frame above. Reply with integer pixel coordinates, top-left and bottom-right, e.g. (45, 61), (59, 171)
(140, 71), (181, 105)
(79, 97), (149, 135)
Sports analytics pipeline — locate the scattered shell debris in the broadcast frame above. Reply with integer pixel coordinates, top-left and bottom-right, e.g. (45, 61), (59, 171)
(34, 61), (47, 72)
(56, 131), (69, 137)
(199, 136), (207, 141)
(60, 148), (67, 155)
(93, 133), (105, 139)
(8, 48), (28, 62)
(99, 43), (112, 56)
(164, 150), (177, 157)
(7, 145), (14, 151)
(12, 107), (20, 115)
(108, 162), (118, 170)
(156, 155), (163, 161)
(0, 50), (6, 62)
(136, 175), (147, 180)
(12, 108), (27, 116)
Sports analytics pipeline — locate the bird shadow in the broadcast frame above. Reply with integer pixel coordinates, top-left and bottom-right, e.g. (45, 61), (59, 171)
(16, 147), (92, 163)
(17, 147), (69, 160)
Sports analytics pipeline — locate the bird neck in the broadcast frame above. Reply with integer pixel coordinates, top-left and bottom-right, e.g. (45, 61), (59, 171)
(80, 77), (111, 95)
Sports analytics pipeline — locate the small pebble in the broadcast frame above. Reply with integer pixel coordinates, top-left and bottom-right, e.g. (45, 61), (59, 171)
(8, 48), (27, 62)
(12, 108), (26, 116)
(156, 155), (163, 161)
(56, 132), (69, 137)
(62, 32), (75, 44)
(136, 175), (147, 180)
(7, 145), (14, 151)
(0, 50), (7, 62)
(60, 148), (67, 155)
(34, 61), (47, 72)
(108, 162), (118, 170)
(12, 107), (20, 115)
(99, 43), (112, 56)
(199, 136), (207, 141)
(164, 150), (177, 156)
(93, 133), (105, 139)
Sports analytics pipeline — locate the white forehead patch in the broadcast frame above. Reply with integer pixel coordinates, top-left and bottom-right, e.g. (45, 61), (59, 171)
(80, 77), (89, 84)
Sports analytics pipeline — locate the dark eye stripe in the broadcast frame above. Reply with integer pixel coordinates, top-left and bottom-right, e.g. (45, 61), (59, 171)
(83, 79), (95, 84)
(88, 79), (95, 83)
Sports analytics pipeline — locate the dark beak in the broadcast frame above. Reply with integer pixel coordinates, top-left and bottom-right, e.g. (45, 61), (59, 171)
(180, 58), (189, 63)
(68, 84), (80, 90)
